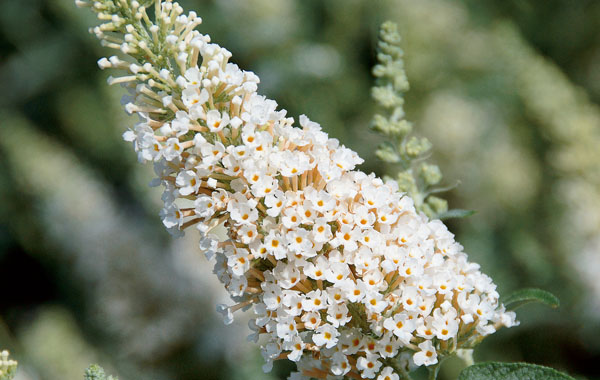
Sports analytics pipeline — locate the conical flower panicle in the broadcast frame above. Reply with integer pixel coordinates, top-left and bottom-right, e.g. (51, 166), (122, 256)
(78, 1), (518, 378)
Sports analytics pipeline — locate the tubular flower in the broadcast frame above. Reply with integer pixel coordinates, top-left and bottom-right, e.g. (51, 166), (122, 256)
(77, 1), (518, 378)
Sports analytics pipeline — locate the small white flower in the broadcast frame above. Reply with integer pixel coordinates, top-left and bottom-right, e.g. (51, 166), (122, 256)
(300, 311), (321, 330)
(333, 225), (360, 252)
(184, 67), (202, 87)
(330, 352), (351, 376)
(432, 308), (459, 340)
(383, 313), (416, 344)
(276, 316), (298, 341)
(264, 231), (287, 259)
(182, 87), (209, 118)
(413, 340), (438, 366)
(273, 262), (301, 290)
(163, 137), (185, 161)
(171, 111), (192, 136)
(342, 278), (367, 303)
(238, 224), (258, 244)
(265, 190), (286, 217)
(364, 291), (388, 313)
(230, 203), (258, 225)
(228, 276), (247, 297)
(326, 302), (351, 327)
(304, 256), (330, 281)
(176, 170), (201, 195)
(160, 203), (183, 229)
(312, 218), (334, 243)
(283, 336), (305, 362)
(378, 334), (401, 358)
(227, 249), (251, 276)
(302, 290), (327, 312)
(312, 323), (340, 349)
(194, 195), (216, 218)
(377, 366), (399, 380)
(216, 304), (234, 325)
(356, 353), (382, 379)
(206, 109), (230, 132)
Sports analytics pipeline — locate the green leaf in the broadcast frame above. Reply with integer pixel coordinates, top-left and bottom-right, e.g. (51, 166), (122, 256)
(437, 209), (476, 220)
(502, 288), (559, 311)
(458, 362), (575, 380)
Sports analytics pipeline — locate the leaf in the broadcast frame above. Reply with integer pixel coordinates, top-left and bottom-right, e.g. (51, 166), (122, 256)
(437, 209), (476, 220)
(502, 288), (560, 311)
(458, 362), (575, 380)
(426, 180), (461, 195)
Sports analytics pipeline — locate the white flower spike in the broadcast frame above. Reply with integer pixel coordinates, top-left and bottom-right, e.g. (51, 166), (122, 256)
(78, 1), (518, 378)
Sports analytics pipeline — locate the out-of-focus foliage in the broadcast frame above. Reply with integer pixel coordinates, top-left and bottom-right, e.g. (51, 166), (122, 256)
(1, 0), (599, 380)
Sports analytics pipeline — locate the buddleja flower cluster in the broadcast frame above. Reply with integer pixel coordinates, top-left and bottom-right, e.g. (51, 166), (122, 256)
(0, 351), (17, 380)
(77, 1), (518, 378)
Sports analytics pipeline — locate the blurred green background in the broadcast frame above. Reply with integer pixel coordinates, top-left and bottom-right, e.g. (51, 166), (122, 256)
(1, 0), (600, 379)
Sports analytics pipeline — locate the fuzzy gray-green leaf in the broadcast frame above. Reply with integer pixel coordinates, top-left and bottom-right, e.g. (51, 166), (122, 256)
(458, 362), (575, 380)
(437, 209), (476, 220)
(502, 288), (559, 311)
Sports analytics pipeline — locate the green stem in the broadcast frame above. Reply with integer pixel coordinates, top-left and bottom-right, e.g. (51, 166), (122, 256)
(428, 362), (441, 380)
(398, 366), (414, 380)
(347, 303), (370, 334)
(386, 358), (414, 380)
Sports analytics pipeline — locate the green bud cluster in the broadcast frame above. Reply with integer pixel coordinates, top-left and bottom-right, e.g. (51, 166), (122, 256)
(0, 351), (17, 380)
(84, 364), (118, 380)
(418, 163), (442, 187)
(371, 21), (450, 219)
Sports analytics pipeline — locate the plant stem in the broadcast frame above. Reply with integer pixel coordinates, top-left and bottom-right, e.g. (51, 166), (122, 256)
(398, 367), (414, 380)
(386, 359), (414, 380)
(428, 363), (441, 380)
